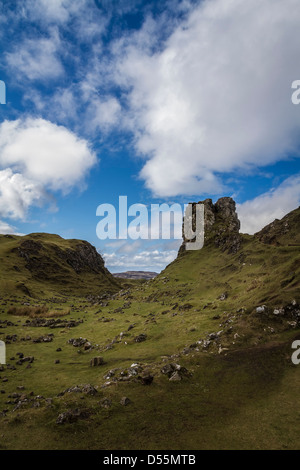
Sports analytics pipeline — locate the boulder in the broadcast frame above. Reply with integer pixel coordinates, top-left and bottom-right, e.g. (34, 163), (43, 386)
(90, 357), (105, 367)
(120, 397), (131, 406)
(134, 334), (147, 343)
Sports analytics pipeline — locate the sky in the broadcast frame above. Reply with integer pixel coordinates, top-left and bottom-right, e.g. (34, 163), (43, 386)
(0, 0), (300, 273)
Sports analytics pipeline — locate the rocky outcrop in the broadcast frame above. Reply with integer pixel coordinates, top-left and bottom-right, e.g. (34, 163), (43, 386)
(255, 207), (300, 246)
(17, 239), (108, 277)
(57, 242), (107, 274)
(180, 197), (241, 254)
(2, 233), (120, 297)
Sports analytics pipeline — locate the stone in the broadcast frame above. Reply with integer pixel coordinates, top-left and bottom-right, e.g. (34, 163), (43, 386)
(134, 334), (147, 343)
(169, 371), (182, 381)
(81, 384), (98, 395)
(68, 337), (90, 348)
(219, 292), (228, 301)
(256, 305), (267, 314)
(100, 398), (112, 408)
(120, 397), (131, 406)
(56, 408), (91, 424)
(161, 363), (175, 377)
(90, 357), (105, 367)
(103, 369), (118, 379)
(273, 308), (285, 315)
(139, 374), (153, 385)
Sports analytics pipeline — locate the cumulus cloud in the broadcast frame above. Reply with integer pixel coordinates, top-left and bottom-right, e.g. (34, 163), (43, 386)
(0, 169), (45, 220)
(237, 174), (300, 234)
(114, 0), (300, 196)
(0, 118), (97, 192)
(103, 248), (177, 272)
(0, 118), (97, 230)
(0, 219), (18, 235)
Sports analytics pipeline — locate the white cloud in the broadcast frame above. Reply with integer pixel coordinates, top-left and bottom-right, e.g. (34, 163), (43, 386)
(26, 0), (70, 23)
(0, 118), (97, 192)
(0, 168), (45, 220)
(103, 248), (178, 272)
(0, 118), (97, 230)
(114, 0), (300, 196)
(117, 240), (142, 254)
(6, 32), (63, 81)
(22, 0), (107, 44)
(24, 0), (86, 24)
(237, 174), (300, 234)
(0, 219), (18, 235)
(88, 96), (122, 131)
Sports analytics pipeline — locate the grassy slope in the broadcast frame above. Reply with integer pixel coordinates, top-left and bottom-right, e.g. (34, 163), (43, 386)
(0, 213), (299, 450)
(0, 233), (119, 298)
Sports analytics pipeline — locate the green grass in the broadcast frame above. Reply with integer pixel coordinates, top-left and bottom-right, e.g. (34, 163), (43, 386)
(0, 216), (299, 449)
(0, 233), (120, 298)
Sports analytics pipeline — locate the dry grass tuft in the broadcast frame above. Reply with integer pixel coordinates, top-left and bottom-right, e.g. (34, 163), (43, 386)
(7, 305), (70, 318)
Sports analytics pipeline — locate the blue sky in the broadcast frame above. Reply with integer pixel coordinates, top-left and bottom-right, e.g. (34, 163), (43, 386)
(0, 0), (300, 273)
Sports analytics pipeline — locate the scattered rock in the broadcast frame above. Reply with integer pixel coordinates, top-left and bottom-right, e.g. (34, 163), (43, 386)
(59, 384), (98, 396)
(134, 334), (147, 343)
(33, 335), (53, 343)
(81, 384), (98, 396)
(169, 371), (182, 381)
(99, 398), (112, 408)
(56, 408), (91, 424)
(16, 356), (34, 366)
(120, 397), (131, 406)
(273, 308), (285, 315)
(90, 357), (105, 367)
(256, 305), (267, 314)
(139, 374), (153, 385)
(161, 363), (189, 380)
(219, 292), (228, 301)
(68, 337), (92, 349)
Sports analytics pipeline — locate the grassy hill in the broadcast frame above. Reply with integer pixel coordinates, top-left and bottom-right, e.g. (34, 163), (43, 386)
(0, 207), (299, 450)
(0, 232), (120, 298)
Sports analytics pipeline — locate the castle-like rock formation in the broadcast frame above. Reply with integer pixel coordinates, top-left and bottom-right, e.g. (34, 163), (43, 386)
(179, 197), (241, 255)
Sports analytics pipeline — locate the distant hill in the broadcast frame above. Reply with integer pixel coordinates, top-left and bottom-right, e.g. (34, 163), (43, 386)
(113, 271), (158, 280)
(0, 232), (120, 298)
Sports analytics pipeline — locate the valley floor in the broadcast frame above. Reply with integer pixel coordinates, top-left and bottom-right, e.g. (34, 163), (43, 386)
(0, 290), (299, 450)
(0, 234), (299, 450)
